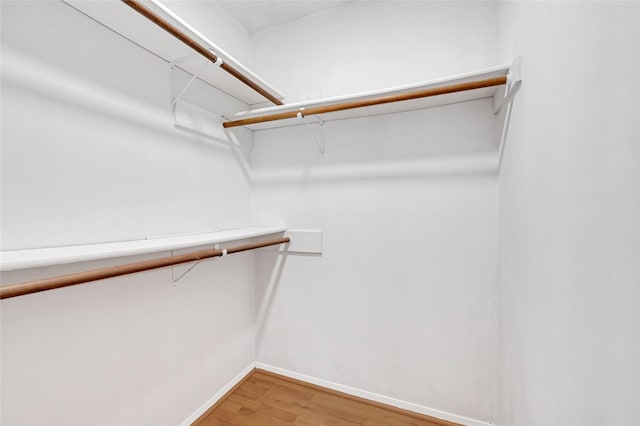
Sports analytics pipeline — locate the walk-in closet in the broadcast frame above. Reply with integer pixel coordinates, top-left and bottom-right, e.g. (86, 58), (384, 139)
(1, 1), (638, 425)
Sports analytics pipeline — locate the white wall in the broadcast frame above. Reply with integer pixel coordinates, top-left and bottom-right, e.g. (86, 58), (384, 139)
(1, 1), (255, 249)
(497, 2), (640, 425)
(253, 1), (500, 103)
(251, 2), (501, 424)
(1, 1), (256, 424)
(6, 2), (637, 425)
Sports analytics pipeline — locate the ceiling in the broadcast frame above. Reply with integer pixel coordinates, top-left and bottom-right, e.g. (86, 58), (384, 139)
(218, 1), (354, 34)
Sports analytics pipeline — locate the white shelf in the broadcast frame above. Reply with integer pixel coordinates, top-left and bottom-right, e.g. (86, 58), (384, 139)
(62, 0), (283, 105)
(224, 64), (511, 130)
(0, 227), (286, 271)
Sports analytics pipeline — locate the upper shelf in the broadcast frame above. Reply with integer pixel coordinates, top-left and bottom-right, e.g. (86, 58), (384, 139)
(0, 227), (286, 271)
(223, 64), (513, 131)
(62, 0), (283, 106)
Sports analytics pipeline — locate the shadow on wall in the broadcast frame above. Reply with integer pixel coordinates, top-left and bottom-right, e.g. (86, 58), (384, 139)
(2, 47), (254, 160)
(174, 99), (506, 186)
(247, 97), (508, 185)
(254, 246), (293, 346)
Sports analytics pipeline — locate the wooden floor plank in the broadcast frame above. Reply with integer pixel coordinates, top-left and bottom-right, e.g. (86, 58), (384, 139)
(194, 369), (460, 426)
(311, 394), (427, 426)
(251, 372), (279, 384)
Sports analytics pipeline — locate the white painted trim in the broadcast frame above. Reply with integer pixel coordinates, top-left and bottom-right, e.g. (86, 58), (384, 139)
(180, 363), (255, 426)
(254, 363), (494, 426)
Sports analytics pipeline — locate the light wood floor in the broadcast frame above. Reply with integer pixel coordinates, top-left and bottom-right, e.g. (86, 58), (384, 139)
(193, 369), (459, 426)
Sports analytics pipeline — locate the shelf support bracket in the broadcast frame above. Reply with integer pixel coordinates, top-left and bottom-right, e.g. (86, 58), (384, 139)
(494, 56), (522, 115)
(171, 243), (220, 285)
(169, 53), (211, 109)
(496, 57), (522, 167)
(172, 258), (202, 285)
(297, 109), (326, 157)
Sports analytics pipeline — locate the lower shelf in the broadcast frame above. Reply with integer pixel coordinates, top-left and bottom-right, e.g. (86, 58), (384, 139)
(0, 226), (286, 271)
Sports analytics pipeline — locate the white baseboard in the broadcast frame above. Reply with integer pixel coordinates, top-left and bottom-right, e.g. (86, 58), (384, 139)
(180, 363), (255, 426)
(254, 362), (493, 426)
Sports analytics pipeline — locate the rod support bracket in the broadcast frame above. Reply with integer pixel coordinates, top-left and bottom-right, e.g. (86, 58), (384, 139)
(493, 56), (522, 114)
(169, 55), (211, 109)
(297, 107), (326, 157)
(171, 249), (203, 285)
(172, 242), (219, 285)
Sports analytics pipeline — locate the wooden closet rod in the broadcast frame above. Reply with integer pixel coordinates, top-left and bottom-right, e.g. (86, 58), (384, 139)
(121, 0), (283, 106)
(223, 76), (507, 128)
(0, 237), (290, 300)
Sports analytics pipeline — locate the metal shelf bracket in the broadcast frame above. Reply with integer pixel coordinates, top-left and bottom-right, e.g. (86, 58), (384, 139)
(494, 56), (522, 115)
(171, 243), (219, 285)
(169, 52), (212, 110)
(496, 57), (523, 167)
(297, 109), (326, 157)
